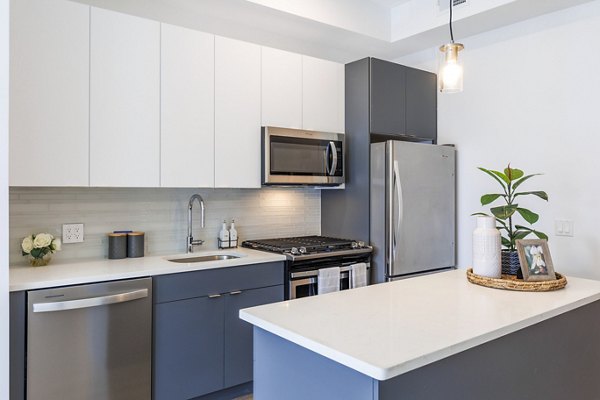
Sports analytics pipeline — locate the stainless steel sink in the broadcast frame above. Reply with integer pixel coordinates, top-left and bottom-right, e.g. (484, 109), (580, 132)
(167, 255), (240, 263)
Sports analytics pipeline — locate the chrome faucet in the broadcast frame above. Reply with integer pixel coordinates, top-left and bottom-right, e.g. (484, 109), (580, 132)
(187, 194), (206, 253)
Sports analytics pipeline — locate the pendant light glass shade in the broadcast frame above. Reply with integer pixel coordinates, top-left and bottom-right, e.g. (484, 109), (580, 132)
(438, 0), (464, 93)
(438, 42), (464, 93)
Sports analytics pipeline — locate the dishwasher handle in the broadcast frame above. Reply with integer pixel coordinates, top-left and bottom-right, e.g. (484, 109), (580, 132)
(32, 288), (149, 313)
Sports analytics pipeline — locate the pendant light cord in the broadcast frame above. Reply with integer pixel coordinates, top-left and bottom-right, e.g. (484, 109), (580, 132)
(449, 0), (455, 43)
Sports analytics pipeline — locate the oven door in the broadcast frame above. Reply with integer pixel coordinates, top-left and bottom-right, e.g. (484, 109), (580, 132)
(289, 265), (368, 300)
(262, 126), (344, 186)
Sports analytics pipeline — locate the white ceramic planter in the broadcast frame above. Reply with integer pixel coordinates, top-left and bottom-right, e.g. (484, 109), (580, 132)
(472, 216), (502, 278)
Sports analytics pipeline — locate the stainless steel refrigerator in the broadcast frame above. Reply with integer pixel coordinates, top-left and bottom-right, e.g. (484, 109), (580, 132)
(370, 140), (456, 283)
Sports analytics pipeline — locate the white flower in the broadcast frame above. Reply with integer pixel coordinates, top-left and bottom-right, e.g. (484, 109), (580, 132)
(21, 236), (34, 253)
(33, 233), (53, 249)
(51, 238), (62, 252)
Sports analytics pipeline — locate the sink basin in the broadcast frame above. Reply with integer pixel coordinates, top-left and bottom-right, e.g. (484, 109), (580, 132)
(168, 255), (240, 263)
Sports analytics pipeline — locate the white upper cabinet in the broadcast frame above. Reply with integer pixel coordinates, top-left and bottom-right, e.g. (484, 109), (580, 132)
(90, 8), (160, 187)
(214, 36), (261, 188)
(9, 0), (90, 186)
(261, 47), (302, 129)
(161, 24), (214, 188)
(302, 56), (345, 133)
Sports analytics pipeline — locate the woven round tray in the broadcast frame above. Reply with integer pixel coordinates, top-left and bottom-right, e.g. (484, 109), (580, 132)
(466, 268), (567, 292)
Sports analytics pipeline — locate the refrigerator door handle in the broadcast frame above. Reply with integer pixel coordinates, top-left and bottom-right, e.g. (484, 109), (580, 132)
(392, 160), (403, 262)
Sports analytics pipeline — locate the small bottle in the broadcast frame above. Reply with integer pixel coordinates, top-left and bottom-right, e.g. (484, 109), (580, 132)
(229, 219), (238, 248)
(219, 220), (230, 248)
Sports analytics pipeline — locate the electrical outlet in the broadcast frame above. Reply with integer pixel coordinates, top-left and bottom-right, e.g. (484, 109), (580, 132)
(555, 219), (574, 237)
(62, 223), (84, 243)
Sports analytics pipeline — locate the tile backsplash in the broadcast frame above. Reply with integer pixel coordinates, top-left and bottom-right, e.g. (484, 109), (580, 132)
(9, 187), (320, 265)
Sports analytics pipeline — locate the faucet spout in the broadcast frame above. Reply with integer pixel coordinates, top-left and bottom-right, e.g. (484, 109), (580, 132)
(187, 194), (206, 253)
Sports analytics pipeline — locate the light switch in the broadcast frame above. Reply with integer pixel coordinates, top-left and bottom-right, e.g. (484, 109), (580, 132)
(555, 219), (574, 237)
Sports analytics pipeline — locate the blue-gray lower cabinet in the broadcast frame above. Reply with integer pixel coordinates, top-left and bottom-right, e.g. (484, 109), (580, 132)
(153, 261), (284, 400)
(224, 285), (283, 387)
(154, 295), (226, 400)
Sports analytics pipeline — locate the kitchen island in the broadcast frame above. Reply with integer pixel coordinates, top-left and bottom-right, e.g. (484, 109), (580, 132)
(240, 269), (600, 400)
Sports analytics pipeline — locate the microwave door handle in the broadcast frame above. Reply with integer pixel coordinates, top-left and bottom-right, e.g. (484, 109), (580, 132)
(329, 142), (337, 175)
(328, 141), (338, 176)
(325, 141), (332, 175)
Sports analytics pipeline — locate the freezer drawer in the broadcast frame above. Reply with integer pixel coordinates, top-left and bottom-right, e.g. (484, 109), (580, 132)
(27, 278), (152, 400)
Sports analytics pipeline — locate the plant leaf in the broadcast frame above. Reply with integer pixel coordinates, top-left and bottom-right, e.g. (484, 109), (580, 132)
(478, 167), (508, 190)
(513, 230), (531, 240)
(501, 236), (512, 248)
(504, 167), (524, 181)
(471, 212), (490, 217)
(516, 207), (539, 224)
(490, 170), (510, 185)
(491, 204), (518, 220)
(512, 173), (542, 190)
(515, 225), (533, 231)
(514, 191), (548, 201)
(480, 194), (504, 205)
(495, 218), (508, 227)
(533, 230), (548, 240)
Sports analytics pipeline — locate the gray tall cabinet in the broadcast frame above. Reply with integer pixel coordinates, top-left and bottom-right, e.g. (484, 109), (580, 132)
(321, 57), (437, 243)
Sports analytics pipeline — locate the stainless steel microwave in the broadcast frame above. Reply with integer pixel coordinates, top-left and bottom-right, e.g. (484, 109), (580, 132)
(262, 126), (345, 186)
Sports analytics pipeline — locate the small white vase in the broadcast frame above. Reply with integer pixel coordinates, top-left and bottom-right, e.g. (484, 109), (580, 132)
(472, 216), (501, 278)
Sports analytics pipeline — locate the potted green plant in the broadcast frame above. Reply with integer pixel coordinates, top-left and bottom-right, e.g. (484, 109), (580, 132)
(473, 164), (548, 275)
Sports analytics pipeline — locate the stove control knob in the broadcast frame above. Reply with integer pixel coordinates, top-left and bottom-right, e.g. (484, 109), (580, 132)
(291, 247), (299, 255)
(299, 247), (307, 254)
(351, 242), (358, 249)
(358, 241), (366, 248)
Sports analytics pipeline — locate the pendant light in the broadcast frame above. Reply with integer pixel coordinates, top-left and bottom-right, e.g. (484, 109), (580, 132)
(438, 0), (464, 93)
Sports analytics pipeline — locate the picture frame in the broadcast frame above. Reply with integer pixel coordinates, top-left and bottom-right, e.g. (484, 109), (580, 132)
(516, 239), (556, 281)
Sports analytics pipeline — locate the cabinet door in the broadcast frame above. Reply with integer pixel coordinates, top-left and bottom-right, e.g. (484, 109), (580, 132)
(161, 24), (214, 188)
(224, 285), (284, 387)
(9, 0), (90, 186)
(261, 47), (302, 129)
(154, 295), (225, 400)
(214, 36), (261, 188)
(405, 67), (437, 142)
(302, 56), (344, 132)
(90, 8), (160, 187)
(369, 58), (406, 135)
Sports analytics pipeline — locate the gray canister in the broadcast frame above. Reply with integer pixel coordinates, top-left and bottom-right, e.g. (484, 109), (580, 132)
(127, 232), (145, 258)
(108, 233), (127, 259)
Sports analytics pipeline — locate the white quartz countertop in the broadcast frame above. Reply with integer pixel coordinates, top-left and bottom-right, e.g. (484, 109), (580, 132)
(240, 269), (600, 381)
(10, 247), (286, 291)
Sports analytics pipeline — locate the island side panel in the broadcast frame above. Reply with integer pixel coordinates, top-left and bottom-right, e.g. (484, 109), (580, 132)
(253, 328), (377, 400)
(378, 300), (600, 400)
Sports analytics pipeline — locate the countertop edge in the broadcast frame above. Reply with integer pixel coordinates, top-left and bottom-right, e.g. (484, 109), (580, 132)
(10, 249), (287, 292)
(240, 291), (600, 381)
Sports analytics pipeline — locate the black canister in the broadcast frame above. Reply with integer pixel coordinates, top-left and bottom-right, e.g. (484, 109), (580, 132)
(108, 233), (127, 259)
(127, 232), (145, 258)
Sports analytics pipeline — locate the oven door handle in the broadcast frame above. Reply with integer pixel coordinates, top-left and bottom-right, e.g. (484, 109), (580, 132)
(291, 267), (357, 279)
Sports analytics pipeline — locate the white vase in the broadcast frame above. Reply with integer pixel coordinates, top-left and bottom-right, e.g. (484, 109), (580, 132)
(472, 216), (501, 278)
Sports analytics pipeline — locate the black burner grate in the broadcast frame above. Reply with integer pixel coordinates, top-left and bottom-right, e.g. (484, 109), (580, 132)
(242, 236), (356, 254)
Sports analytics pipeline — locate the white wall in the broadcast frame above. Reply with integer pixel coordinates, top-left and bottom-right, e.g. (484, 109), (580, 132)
(0, 0), (9, 394)
(9, 187), (320, 264)
(396, 0), (600, 280)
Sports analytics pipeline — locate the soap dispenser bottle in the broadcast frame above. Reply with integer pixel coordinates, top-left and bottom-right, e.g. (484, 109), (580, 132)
(219, 220), (230, 248)
(229, 219), (238, 248)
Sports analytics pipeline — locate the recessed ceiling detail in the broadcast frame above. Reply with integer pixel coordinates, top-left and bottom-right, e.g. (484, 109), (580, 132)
(73, 0), (595, 63)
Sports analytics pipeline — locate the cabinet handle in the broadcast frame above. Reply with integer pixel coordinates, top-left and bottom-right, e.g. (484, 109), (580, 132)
(208, 294), (221, 299)
(229, 290), (242, 295)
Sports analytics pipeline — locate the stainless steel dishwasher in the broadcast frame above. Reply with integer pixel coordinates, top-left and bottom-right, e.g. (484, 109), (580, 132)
(27, 277), (152, 400)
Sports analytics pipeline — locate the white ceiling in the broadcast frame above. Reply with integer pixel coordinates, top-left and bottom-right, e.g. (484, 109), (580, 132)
(73, 0), (596, 63)
(368, 0), (410, 8)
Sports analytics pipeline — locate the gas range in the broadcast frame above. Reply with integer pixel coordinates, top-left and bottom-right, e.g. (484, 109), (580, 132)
(244, 236), (372, 300)
(242, 235), (372, 262)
